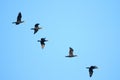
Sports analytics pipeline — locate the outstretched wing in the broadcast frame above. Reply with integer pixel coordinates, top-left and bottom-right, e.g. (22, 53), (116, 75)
(91, 66), (98, 69)
(65, 55), (77, 57)
(17, 12), (22, 22)
(86, 67), (90, 69)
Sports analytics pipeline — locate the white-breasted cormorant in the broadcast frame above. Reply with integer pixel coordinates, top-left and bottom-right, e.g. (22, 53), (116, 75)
(31, 23), (42, 34)
(65, 47), (77, 57)
(38, 38), (48, 49)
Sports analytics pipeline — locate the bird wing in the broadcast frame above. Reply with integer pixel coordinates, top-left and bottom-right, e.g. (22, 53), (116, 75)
(86, 67), (90, 69)
(17, 12), (22, 22)
(92, 66), (98, 69)
(37, 40), (41, 42)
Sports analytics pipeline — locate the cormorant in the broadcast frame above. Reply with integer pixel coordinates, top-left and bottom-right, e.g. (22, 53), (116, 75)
(86, 66), (98, 77)
(31, 23), (42, 34)
(38, 38), (48, 49)
(12, 12), (24, 25)
(65, 47), (77, 57)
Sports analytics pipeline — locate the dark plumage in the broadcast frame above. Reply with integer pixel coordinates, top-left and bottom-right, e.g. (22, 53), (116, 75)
(31, 23), (42, 34)
(38, 38), (48, 49)
(86, 66), (98, 77)
(65, 47), (77, 57)
(12, 12), (24, 25)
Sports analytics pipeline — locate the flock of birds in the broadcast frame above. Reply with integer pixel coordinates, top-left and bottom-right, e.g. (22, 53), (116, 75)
(12, 12), (48, 49)
(12, 12), (98, 78)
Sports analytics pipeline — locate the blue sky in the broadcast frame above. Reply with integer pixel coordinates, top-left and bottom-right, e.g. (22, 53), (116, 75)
(0, 0), (120, 80)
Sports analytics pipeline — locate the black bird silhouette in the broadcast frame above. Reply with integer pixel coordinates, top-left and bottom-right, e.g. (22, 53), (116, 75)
(12, 12), (24, 25)
(65, 47), (77, 57)
(38, 38), (48, 49)
(86, 66), (98, 77)
(31, 23), (42, 34)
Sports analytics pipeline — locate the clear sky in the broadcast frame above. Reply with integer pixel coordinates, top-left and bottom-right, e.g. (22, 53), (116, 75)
(0, 0), (120, 80)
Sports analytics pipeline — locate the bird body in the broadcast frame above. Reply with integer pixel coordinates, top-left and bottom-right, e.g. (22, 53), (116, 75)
(12, 12), (24, 25)
(86, 66), (98, 77)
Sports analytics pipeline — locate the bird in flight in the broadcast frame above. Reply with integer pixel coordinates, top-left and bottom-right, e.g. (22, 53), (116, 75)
(86, 66), (98, 77)
(12, 12), (24, 25)
(38, 38), (48, 49)
(65, 47), (77, 57)
(31, 23), (42, 34)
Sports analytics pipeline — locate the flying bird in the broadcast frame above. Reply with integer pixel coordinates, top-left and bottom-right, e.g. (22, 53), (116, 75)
(65, 47), (77, 57)
(12, 12), (24, 25)
(31, 23), (42, 34)
(38, 38), (48, 49)
(86, 66), (98, 77)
